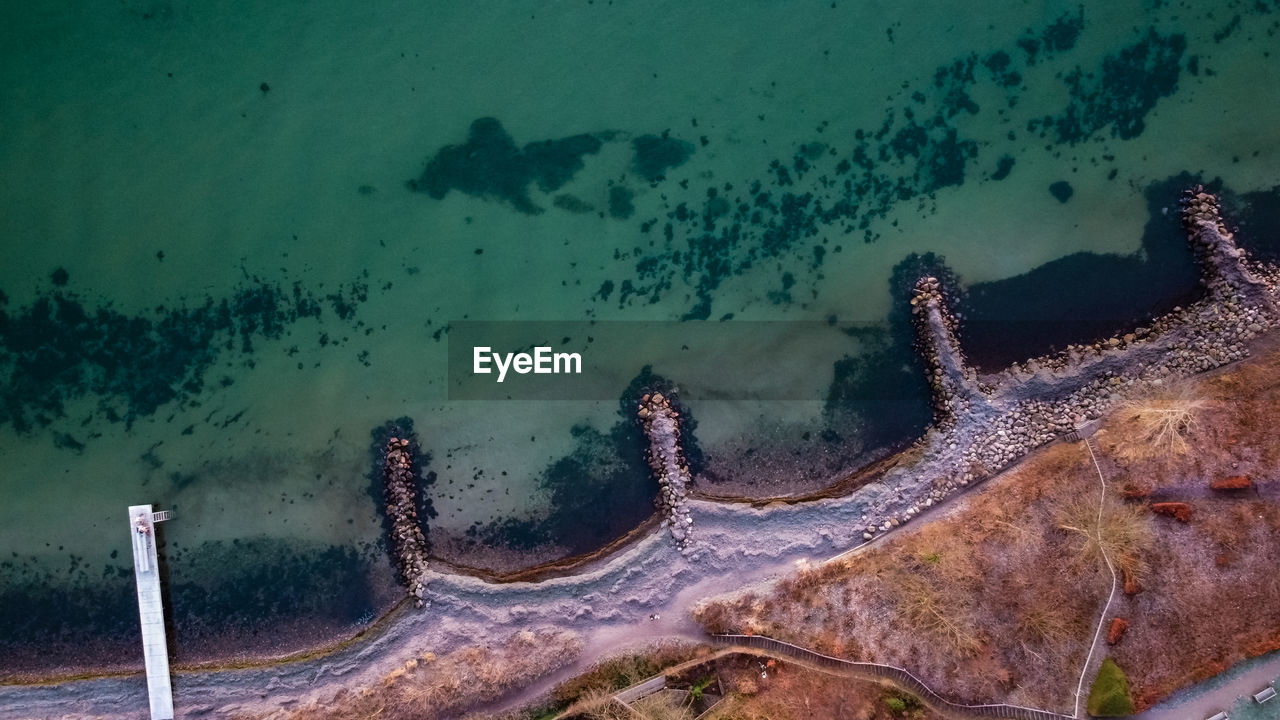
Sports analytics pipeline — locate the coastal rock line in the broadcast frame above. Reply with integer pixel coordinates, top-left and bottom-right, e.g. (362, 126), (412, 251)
(1182, 185), (1280, 312)
(911, 275), (990, 426)
(383, 437), (430, 605)
(854, 188), (1280, 542)
(637, 391), (695, 551)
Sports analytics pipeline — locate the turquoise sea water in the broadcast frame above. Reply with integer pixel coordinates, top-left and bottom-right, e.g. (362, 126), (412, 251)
(2, 0), (1279, 673)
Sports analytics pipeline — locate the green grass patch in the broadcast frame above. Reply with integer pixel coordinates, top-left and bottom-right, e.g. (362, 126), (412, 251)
(688, 674), (715, 703)
(1087, 657), (1135, 717)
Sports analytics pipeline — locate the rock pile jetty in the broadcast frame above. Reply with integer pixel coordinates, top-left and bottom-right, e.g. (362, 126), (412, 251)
(910, 275), (989, 425)
(1182, 185), (1279, 313)
(853, 187), (1280, 543)
(384, 437), (430, 606)
(637, 391), (694, 551)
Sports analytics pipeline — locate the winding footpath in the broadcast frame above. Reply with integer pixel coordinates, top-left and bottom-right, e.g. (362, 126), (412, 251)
(2, 190), (1278, 719)
(1073, 437), (1119, 720)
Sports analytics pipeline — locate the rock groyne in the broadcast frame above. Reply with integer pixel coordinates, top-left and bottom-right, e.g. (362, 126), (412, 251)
(637, 391), (694, 551)
(1182, 186), (1279, 313)
(910, 275), (989, 426)
(383, 437), (430, 606)
(858, 188), (1280, 542)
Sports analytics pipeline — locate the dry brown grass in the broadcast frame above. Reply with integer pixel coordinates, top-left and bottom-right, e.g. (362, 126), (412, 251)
(566, 690), (695, 720)
(877, 566), (983, 655)
(1051, 493), (1153, 583)
(1198, 343), (1280, 466)
(560, 687), (620, 719)
(549, 642), (702, 709)
(708, 654), (943, 720)
(628, 692), (696, 720)
(693, 343), (1280, 714)
(1112, 382), (1210, 461)
(1015, 606), (1078, 652)
(692, 441), (1109, 709)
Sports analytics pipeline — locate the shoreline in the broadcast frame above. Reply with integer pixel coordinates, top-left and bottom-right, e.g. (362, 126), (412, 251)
(3, 189), (1277, 719)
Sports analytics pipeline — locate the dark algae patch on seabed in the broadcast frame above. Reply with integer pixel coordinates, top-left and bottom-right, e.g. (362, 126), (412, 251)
(1026, 28), (1187, 144)
(545, 11), (1203, 324)
(1049, 180), (1074, 203)
(0, 536), (394, 677)
(632, 133), (695, 182)
(409, 117), (605, 214)
(409, 116), (700, 215)
(0, 274), (369, 437)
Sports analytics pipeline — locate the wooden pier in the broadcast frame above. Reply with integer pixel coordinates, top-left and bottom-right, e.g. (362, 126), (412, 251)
(129, 504), (175, 720)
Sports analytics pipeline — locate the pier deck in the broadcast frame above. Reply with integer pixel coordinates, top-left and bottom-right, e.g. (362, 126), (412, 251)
(129, 504), (174, 720)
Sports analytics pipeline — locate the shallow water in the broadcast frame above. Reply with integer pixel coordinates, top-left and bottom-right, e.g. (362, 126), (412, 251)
(1, 0), (1279, 673)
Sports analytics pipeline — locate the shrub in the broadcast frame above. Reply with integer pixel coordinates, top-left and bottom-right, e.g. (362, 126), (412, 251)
(692, 601), (735, 635)
(630, 692), (695, 720)
(881, 568), (983, 655)
(1016, 605), (1078, 650)
(1114, 383), (1208, 459)
(1086, 658), (1135, 717)
(884, 696), (907, 713)
(1053, 494), (1152, 582)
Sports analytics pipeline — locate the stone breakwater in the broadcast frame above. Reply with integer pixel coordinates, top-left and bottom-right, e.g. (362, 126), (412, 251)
(1182, 185), (1280, 311)
(853, 189), (1280, 542)
(637, 391), (695, 551)
(384, 437), (429, 606)
(911, 275), (990, 426)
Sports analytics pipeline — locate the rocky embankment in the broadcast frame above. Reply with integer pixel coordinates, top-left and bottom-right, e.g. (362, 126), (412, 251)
(852, 189), (1280, 542)
(1183, 185), (1280, 309)
(384, 437), (430, 606)
(638, 391), (695, 551)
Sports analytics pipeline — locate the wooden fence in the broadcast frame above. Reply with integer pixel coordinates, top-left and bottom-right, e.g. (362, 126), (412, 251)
(711, 634), (1076, 720)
